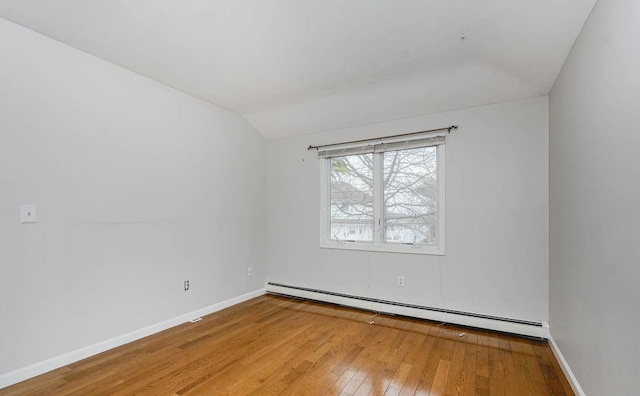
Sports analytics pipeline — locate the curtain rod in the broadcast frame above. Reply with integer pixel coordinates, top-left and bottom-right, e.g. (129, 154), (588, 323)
(307, 125), (458, 151)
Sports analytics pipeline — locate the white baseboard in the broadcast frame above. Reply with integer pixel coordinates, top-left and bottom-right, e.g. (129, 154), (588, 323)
(0, 288), (265, 390)
(266, 283), (549, 339)
(548, 334), (585, 396)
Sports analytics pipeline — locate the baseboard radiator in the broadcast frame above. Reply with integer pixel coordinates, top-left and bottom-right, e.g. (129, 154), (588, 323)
(266, 282), (548, 339)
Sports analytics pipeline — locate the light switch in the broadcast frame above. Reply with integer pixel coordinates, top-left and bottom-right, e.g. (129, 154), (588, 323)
(20, 205), (37, 223)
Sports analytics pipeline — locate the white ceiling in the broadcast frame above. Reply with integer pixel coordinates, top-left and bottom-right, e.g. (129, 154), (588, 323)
(0, 0), (596, 139)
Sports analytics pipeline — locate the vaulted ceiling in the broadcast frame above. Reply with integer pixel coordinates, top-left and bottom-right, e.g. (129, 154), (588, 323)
(0, 0), (596, 139)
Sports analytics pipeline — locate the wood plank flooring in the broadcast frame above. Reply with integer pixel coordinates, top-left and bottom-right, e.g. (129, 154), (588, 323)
(0, 295), (573, 395)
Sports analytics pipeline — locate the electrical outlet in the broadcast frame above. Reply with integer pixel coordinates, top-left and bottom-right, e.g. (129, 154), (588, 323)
(397, 276), (405, 287)
(184, 280), (190, 291)
(247, 267), (253, 277)
(20, 205), (38, 223)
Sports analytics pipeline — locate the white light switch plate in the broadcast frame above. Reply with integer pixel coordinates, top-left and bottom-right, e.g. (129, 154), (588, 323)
(20, 205), (37, 223)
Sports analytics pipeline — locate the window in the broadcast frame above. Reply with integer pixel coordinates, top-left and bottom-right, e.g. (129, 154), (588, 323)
(383, 146), (439, 246)
(329, 154), (374, 242)
(319, 133), (445, 255)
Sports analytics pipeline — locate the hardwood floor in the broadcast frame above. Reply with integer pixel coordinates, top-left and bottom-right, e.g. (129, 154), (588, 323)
(1, 295), (573, 395)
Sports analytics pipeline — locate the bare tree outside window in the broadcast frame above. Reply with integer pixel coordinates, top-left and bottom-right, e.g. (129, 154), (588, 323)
(329, 154), (373, 241)
(383, 147), (438, 245)
(328, 146), (438, 246)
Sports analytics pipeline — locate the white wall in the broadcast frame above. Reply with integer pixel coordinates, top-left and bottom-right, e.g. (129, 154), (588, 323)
(268, 97), (549, 323)
(0, 18), (267, 376)
(549, 0), (640, 394)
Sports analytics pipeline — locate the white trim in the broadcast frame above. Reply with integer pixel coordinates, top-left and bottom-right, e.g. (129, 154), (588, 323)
(437, 144), (445, 254)
(319, 240), (444, 255)
(0, 288), (266, 390)
(265, 283), (547, 339)
(319, 157), (330, 245)
(548, 334), (586, 396)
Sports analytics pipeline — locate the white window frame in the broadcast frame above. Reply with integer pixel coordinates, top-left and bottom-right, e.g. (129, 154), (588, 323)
(319, 143), (445, 255)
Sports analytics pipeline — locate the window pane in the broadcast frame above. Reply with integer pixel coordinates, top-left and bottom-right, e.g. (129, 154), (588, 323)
(330, 154), (374, 241)
(383, 146), (438, 245)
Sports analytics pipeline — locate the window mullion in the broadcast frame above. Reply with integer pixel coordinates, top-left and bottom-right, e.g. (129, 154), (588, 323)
(373, 152), (383, 245)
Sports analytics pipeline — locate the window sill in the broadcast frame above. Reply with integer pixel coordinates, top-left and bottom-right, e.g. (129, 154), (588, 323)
(319, 241), (444, 256)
